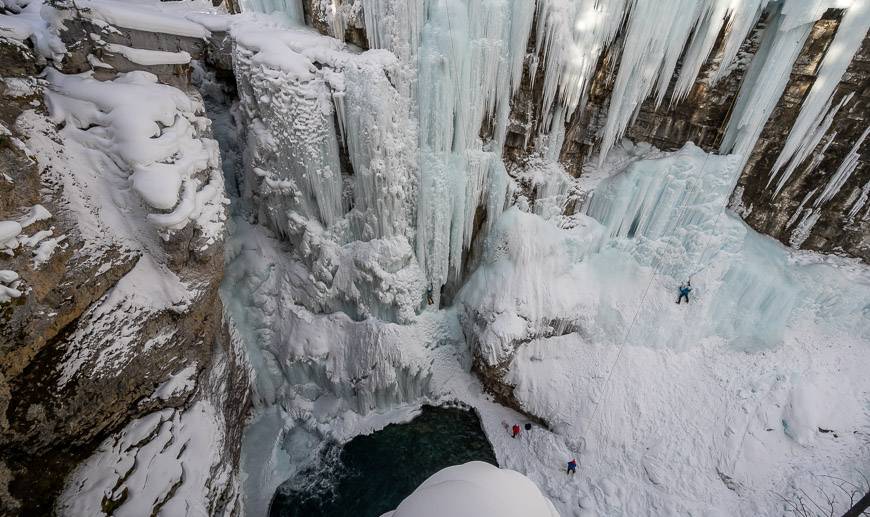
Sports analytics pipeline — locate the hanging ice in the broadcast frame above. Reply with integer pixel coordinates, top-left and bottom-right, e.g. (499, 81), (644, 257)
(720, 0), (828, 174)
(769, 0), (870, 195)
(461, 143), (870, 368)
(413, 0), (533, 293)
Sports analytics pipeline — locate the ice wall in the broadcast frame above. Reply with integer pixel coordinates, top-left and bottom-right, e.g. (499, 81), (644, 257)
(411, 0), (532, 293)
(460, 144), (870, 367)
(233, 0), (870, 301)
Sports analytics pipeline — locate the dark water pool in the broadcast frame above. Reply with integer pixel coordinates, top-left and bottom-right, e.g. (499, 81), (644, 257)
(269, 405), (497, 517)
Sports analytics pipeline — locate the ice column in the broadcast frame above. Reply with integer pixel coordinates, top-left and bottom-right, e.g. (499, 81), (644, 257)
(720, 0), (827, 175)
(239, 0), (305, 22)
(768, 0), (870, 195)
(414, 0), (533, 291)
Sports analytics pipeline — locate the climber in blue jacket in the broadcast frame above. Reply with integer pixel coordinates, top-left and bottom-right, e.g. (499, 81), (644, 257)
(676, 280), (692, 304)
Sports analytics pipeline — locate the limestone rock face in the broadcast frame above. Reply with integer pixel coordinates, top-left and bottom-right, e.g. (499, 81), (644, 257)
(734, 22), (869, 259)
(0, 10), (248, 516)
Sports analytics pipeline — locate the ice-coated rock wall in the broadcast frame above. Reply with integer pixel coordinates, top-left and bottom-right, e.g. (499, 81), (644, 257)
(253, 0), (869, 264)
(226, 3), (870, 505)
(459, 142), (870, 412)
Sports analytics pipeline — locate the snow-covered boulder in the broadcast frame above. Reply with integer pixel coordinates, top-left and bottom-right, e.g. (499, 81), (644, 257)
(382, 461), (559, 517)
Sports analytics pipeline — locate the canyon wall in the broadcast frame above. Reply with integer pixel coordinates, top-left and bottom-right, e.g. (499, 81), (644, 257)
(0, 6), (248, 515)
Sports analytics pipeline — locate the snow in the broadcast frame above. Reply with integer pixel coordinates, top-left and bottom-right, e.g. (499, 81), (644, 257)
(1, 76), (38, 98)
(0, 0), (66, 60)
(32, 235), (63, 266)
(18, 204), (51, 227)
(44, 68), (226, 236)
(56, 255), (193, 389)
(58, 400), (237, 517)
(0, 220), (22, 244)
(74, 0), (211, 38)
(104, 43), (192, 65)
(150, 364), (198, 400)
(382, 461), (559, 517)
(0, 268), (21, 303)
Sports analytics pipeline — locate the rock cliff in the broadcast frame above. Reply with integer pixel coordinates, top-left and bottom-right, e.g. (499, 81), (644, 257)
(0, 4), (248, 515)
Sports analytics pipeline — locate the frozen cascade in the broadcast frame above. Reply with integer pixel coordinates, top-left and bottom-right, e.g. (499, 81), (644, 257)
(232, 26), (346, 233)
(209, 3), (870, 514)
(240, 0), (868, 173)
(719, 0), (827, 174)
(769, 0), (870, 195)
(460, 143), (870, 367)
(413, 0), (533, 293)
(239, 0), (304, 22)
(584, 146), (739, 268)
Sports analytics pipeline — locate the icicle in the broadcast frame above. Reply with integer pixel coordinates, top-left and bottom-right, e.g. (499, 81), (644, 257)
(847, 180), (870, 220)
(719, 0), (824, 176)
(770, 0), (870, 191)
(584, 144), (740, 247)
(671, 0), (730, 104)
(708, 0), (768, 86)
(414, 0), (534, 289)
(535, 0), (628, 129)
(362, 0), (422, 56)
(768, 93), (852, 196)
(598, 0), (709, 166)
(813, 125), (870, 208)
(239, 0), (305, 22)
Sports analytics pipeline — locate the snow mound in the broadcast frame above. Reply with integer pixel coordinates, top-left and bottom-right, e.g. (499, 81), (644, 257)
(382, 461), (559, 517)
(44, 68), (227, 240)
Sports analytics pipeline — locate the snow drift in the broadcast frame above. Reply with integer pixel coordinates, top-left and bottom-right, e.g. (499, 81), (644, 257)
(381, 461), (559, 517)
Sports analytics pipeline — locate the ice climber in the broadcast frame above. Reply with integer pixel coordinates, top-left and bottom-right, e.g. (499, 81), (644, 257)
(676, 280), (692, 304)
(512, 424), (521, 438)
(426, 285), (434, 305)
(567, 459), (577, 475)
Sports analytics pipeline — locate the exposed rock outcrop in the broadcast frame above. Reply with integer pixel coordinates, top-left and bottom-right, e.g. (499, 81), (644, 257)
(0, 8), (248, 515)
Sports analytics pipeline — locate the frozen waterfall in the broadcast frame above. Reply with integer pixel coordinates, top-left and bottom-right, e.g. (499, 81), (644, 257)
(460, 143), (870, 367)
(215, 1), (870, 516)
